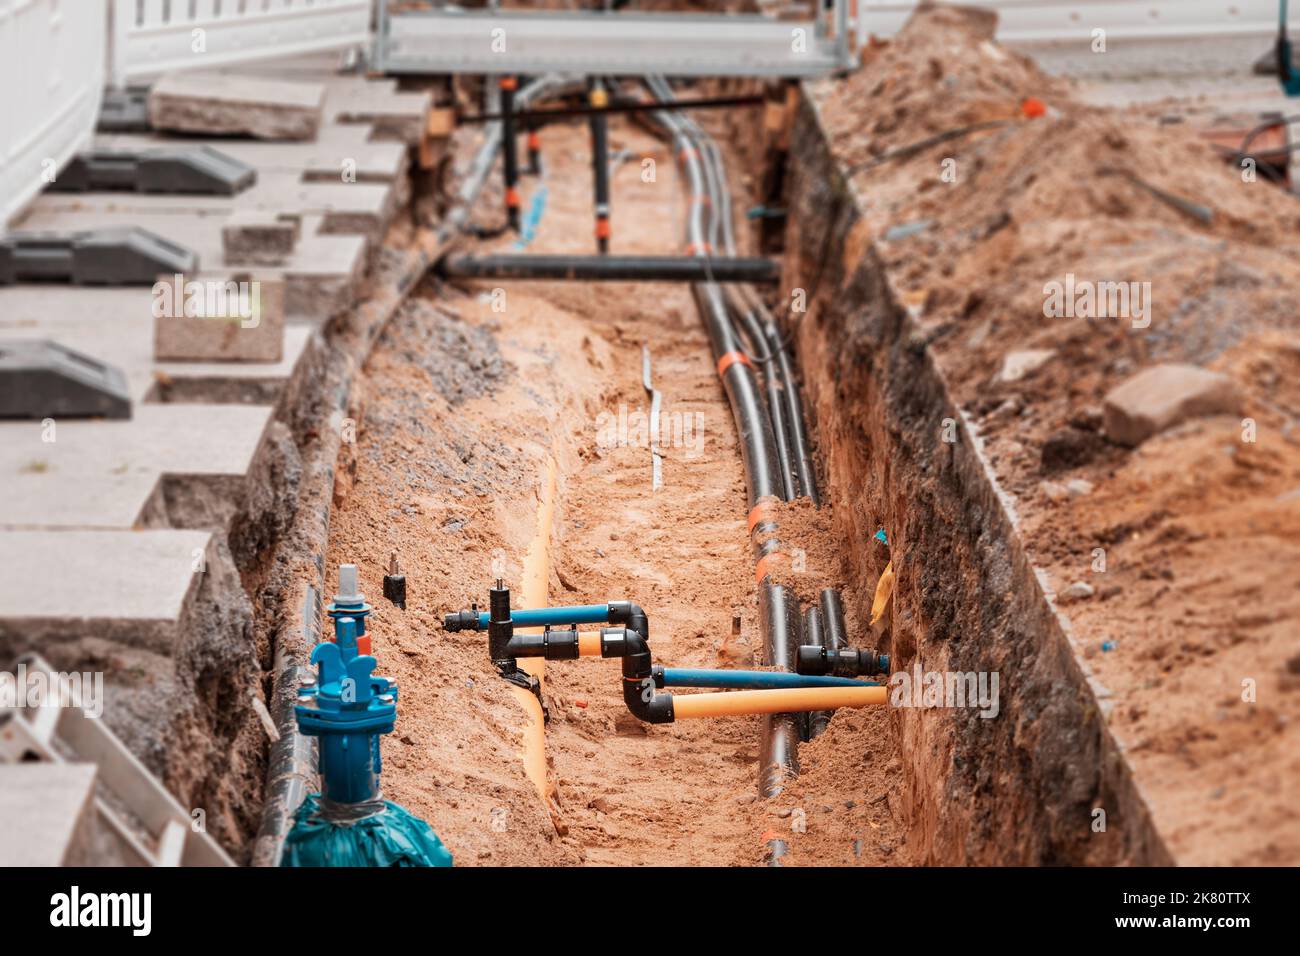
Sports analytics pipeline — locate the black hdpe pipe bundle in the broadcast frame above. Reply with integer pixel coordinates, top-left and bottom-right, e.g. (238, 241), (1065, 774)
(648, 75), (800, 805)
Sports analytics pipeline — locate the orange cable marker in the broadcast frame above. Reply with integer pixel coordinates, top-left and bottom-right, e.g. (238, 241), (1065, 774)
(716, 350), (753, 377)
(747, 500), (776, 534)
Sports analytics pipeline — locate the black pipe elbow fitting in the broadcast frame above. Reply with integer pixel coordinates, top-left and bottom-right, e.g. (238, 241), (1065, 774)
(607, 601), (649, 640)
(604, 627), (674, 723)
(622, 676), (675, 724)
(443, 608), (480, 632)
(796, 645), (889, 677)
(615, 627), (653, 682)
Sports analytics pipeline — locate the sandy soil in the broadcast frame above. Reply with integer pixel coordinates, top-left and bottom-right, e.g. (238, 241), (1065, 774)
(814, 4), (1300, 864)
(324, 110), (909, 865)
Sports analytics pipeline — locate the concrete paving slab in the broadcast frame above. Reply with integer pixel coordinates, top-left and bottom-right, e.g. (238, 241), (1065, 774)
(34, 169), (392, 242)
(0, 764), (100, 866)
(153, 274), (286, 362)
(216, 58), (431, 145)
(95, 125), (407, 184)
(149, 72), (326, 141)
(0, 404), (273, 529)
(12, 208), (365, 321)
(330, 87), (433, 145)
(0, 529), (211, 626)
(0, 286), (313, 404)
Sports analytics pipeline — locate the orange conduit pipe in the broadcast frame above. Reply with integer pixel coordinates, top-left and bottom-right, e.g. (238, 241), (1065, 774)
(672, 685), (888, 720)
(512, 454), (558, 799)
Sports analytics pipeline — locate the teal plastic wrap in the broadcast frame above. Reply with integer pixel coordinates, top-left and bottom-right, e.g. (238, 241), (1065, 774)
(281, 794), (454, 867)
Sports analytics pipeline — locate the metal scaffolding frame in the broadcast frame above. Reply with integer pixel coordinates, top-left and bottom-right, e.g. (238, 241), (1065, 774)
(373, 2), (855, 78)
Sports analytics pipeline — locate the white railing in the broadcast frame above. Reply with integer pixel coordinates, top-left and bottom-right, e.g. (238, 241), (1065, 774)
(109, 0), (373, 89)
(0, 0), (105, 228)
(853, 0), (1278, 47)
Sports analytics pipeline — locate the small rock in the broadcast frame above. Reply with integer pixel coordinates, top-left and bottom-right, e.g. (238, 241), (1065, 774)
(1066, 478), (1094, 498)
(735, 793), (758, 805)
(883, 219), (933, 242)
(1058, 581), (1095, 603)
(997, 348), (1055, 383)
(1040, 480), (1070, 503)
(775, 807), (794, 819)
(588, 796), (612, 814)
(1103, 364), (1242, 447)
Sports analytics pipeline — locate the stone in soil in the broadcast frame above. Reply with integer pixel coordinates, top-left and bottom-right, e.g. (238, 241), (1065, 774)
(1103, 363), (1242, 447)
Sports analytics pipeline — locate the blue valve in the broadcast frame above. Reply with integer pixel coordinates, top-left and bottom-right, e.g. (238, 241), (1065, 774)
(295, 616), (398, 805)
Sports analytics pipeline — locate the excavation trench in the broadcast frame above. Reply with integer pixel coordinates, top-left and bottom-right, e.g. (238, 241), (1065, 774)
(321, 100), (909, 865)
(319, 52), (1185, 866)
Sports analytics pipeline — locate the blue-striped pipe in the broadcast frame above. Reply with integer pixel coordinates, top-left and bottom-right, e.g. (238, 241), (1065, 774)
(472, 604), (612, 630)
(660, 668), (879, 690)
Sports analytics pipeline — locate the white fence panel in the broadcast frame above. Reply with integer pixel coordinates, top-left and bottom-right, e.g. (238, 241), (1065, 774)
(0, 0), (105, 228)
(853, 0), (1278, 47)
(110, 0), (373, 88)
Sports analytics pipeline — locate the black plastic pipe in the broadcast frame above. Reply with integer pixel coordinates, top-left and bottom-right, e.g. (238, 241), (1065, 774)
(460, 94), (766, 124)
(772, 326), (819, 505)
(589, 81), (611, 254)
(758, 583), (802, 797)
(731, 286), (819, 506)
(440, 254), (779, 284)
(804, 606), (832, 740)
(650, 75), (798, 806)
(526, 125), (542, 175)
(820, 588), (847, 652)
(695, 288), (782, 506)
(500, 76), (521, 232)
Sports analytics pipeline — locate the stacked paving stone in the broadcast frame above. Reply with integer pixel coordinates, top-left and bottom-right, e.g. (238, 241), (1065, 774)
(0, 51), (431, 865)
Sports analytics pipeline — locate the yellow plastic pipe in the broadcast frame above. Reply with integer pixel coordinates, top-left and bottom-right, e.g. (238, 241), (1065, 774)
(672, 685), (888, 719)
(512, 454), (558, 799)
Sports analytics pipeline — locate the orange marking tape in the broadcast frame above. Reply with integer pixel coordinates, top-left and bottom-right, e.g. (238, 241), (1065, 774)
(505, 187), (521, 207)
(595, 217), (611, 239)
(747, 498), (778, 534)
(500, 76), (518, 91)
(357, 635), (372, 656)
(716, 350), (753, 378)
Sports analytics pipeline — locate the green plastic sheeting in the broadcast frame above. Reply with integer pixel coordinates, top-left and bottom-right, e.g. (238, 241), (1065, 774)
(281, 794), (454, 867)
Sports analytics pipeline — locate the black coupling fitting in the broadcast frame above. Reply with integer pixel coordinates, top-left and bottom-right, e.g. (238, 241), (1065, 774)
(504, 627), (579, 661)
(797, 645), (890, 677)
(443, 607), (481, 632)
